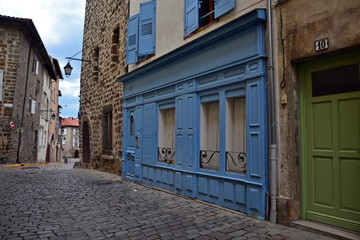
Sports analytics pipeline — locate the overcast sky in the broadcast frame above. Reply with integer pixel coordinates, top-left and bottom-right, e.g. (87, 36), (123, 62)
(0, 0), (86, 118)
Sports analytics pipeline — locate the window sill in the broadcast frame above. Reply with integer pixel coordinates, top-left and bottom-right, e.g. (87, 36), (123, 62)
(184, 19), (219, 40)
(137, 54), (155, 65)
(101, 154), (115, 161)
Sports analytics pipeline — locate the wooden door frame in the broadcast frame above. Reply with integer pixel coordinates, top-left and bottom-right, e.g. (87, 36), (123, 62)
(300, 51), (360, 224)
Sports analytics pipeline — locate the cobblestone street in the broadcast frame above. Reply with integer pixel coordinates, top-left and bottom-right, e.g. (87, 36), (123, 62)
(0, 164), (335, 240)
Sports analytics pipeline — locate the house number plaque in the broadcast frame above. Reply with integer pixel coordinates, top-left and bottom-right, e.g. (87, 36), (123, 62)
(315, 38), (329, 52)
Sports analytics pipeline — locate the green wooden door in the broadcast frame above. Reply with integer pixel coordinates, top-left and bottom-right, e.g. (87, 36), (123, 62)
(301, 52), (360, 232)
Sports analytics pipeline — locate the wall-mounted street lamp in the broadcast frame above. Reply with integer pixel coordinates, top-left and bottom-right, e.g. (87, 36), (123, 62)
(41, 109), (57, 120)
(64, 56), (90, 77)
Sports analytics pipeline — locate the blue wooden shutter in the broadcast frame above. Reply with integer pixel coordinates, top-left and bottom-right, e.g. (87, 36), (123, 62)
(126, 14), (139, 65)
(214, 0), (235, 19)
(184, 0), (199, 36)
(175, 94), (196, 170)
(142, 103), (156, 165)
(139, 0), (156, 56)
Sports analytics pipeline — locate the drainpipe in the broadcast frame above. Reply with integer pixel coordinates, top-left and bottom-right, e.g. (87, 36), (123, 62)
(267, 0), (278, 224)
(16, 43), (32, 163)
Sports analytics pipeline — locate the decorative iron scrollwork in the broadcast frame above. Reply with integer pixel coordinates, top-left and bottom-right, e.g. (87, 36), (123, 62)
(226, 151), (246, 174)
(200, 150), (219, 169)
(158, 147), (175, 164)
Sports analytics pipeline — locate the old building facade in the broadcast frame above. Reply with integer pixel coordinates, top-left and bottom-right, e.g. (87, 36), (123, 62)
(48, 57), (63, 162)
(119, 0), (269, 219)
(79, 0), (129, 173)
(0, 15), (56, 164)
(61, 118), (80, 159)
(272, 0), (360, 232)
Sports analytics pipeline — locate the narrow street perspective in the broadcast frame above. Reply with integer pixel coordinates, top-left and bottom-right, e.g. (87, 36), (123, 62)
(1, 0), (359, 239)
(0, 164), (335, 240)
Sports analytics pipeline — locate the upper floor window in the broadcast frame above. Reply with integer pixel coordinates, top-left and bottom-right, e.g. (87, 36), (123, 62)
(33, 57), (39, 75)
(126, 0), (156, 65)
(63, 128), (67, 135)
(73, 137), (79, 147)
(111, 27), (120, 66)
(73, 128), (79, 135)
(103, 108), (113, 154)
(184, 0), (235, 36)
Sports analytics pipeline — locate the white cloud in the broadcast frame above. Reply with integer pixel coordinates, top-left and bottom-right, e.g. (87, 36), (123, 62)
(0, 0), (85, 47)
(59, 78), (80, 98)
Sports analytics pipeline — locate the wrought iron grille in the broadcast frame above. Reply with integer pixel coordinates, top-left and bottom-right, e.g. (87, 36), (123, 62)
(226, 151), (246, 174)
(200, 150), (219, 170)
(158, 147), (175, 164)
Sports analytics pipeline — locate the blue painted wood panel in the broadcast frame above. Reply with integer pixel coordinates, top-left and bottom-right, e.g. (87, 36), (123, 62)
(122, 10), (268, 219)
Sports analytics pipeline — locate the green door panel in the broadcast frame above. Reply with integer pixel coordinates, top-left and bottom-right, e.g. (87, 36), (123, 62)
(301, 52), (360, 232)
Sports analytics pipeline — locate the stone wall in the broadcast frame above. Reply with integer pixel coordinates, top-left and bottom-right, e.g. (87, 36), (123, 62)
(0, 23), (47, 163)
(79, 0), (129, 174)
(273, 0), (360, 224)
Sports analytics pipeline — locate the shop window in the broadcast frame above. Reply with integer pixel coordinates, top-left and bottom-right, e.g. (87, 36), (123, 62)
(200, 100), (219, 170)
(158, 107), (175, 163)
(226, 97), (246, 174)
(184, 0), (235, 36)
(126, 0), (156, 64)
(102, 109), (113, 154)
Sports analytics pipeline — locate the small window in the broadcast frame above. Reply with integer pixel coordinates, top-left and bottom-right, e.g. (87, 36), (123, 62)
(184, 0), (235, 36)
(33, 57), (39, 75)
(63, 128), (67, 135)
(200, 100), (219, 170)
(226, 97), (246, 174)
(73, 138), (79, 147)
(62, 137), (66, 145)
(312, 64), (360, 97)
(103, 109), (113, 154)
(30, 100), (36, 114)
(130, 115), (134, 134)
(158, 107), (175, 164)
(111, 28), (120, 65)
(73, 128), (79, 135)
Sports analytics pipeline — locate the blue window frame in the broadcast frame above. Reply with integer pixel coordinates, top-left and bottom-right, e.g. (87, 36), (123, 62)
(126, 0), (156, 64)
(184, 0), (235, 36)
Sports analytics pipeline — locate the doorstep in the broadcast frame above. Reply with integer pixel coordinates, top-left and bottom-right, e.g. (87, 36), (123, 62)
(291, 220), (360, 240)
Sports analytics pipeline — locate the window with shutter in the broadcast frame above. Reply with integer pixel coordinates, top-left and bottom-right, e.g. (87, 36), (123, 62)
(126, 0), (156, 65)
(139, 0), (156, 56)
(126, 14), (139, 65)
(214, 0), (236, 18)
(184, 0), (199, 36)
(184, 0), (235, 37)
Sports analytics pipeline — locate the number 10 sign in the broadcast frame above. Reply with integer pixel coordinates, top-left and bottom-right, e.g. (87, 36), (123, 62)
(315, 38), (329, 52)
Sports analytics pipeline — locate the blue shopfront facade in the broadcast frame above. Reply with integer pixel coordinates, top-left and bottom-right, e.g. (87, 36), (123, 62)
(118, 10), (268, 219)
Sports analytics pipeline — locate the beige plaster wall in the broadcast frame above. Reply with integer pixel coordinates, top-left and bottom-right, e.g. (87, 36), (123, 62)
(129, 0), (265, 71)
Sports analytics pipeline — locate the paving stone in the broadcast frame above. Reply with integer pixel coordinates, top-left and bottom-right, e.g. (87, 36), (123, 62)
(0, 165), (337, 239)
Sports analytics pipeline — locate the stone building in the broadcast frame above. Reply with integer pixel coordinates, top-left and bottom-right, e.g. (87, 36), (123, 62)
(48, 57), (63, 162)
(271, 0), (360, 232)
(61, 118), (80, 159)
(79, 0), (129, 173)
(0, 15), (56, 164)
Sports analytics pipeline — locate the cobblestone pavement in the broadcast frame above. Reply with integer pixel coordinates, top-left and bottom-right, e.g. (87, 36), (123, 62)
(0, 164), (335, 240)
